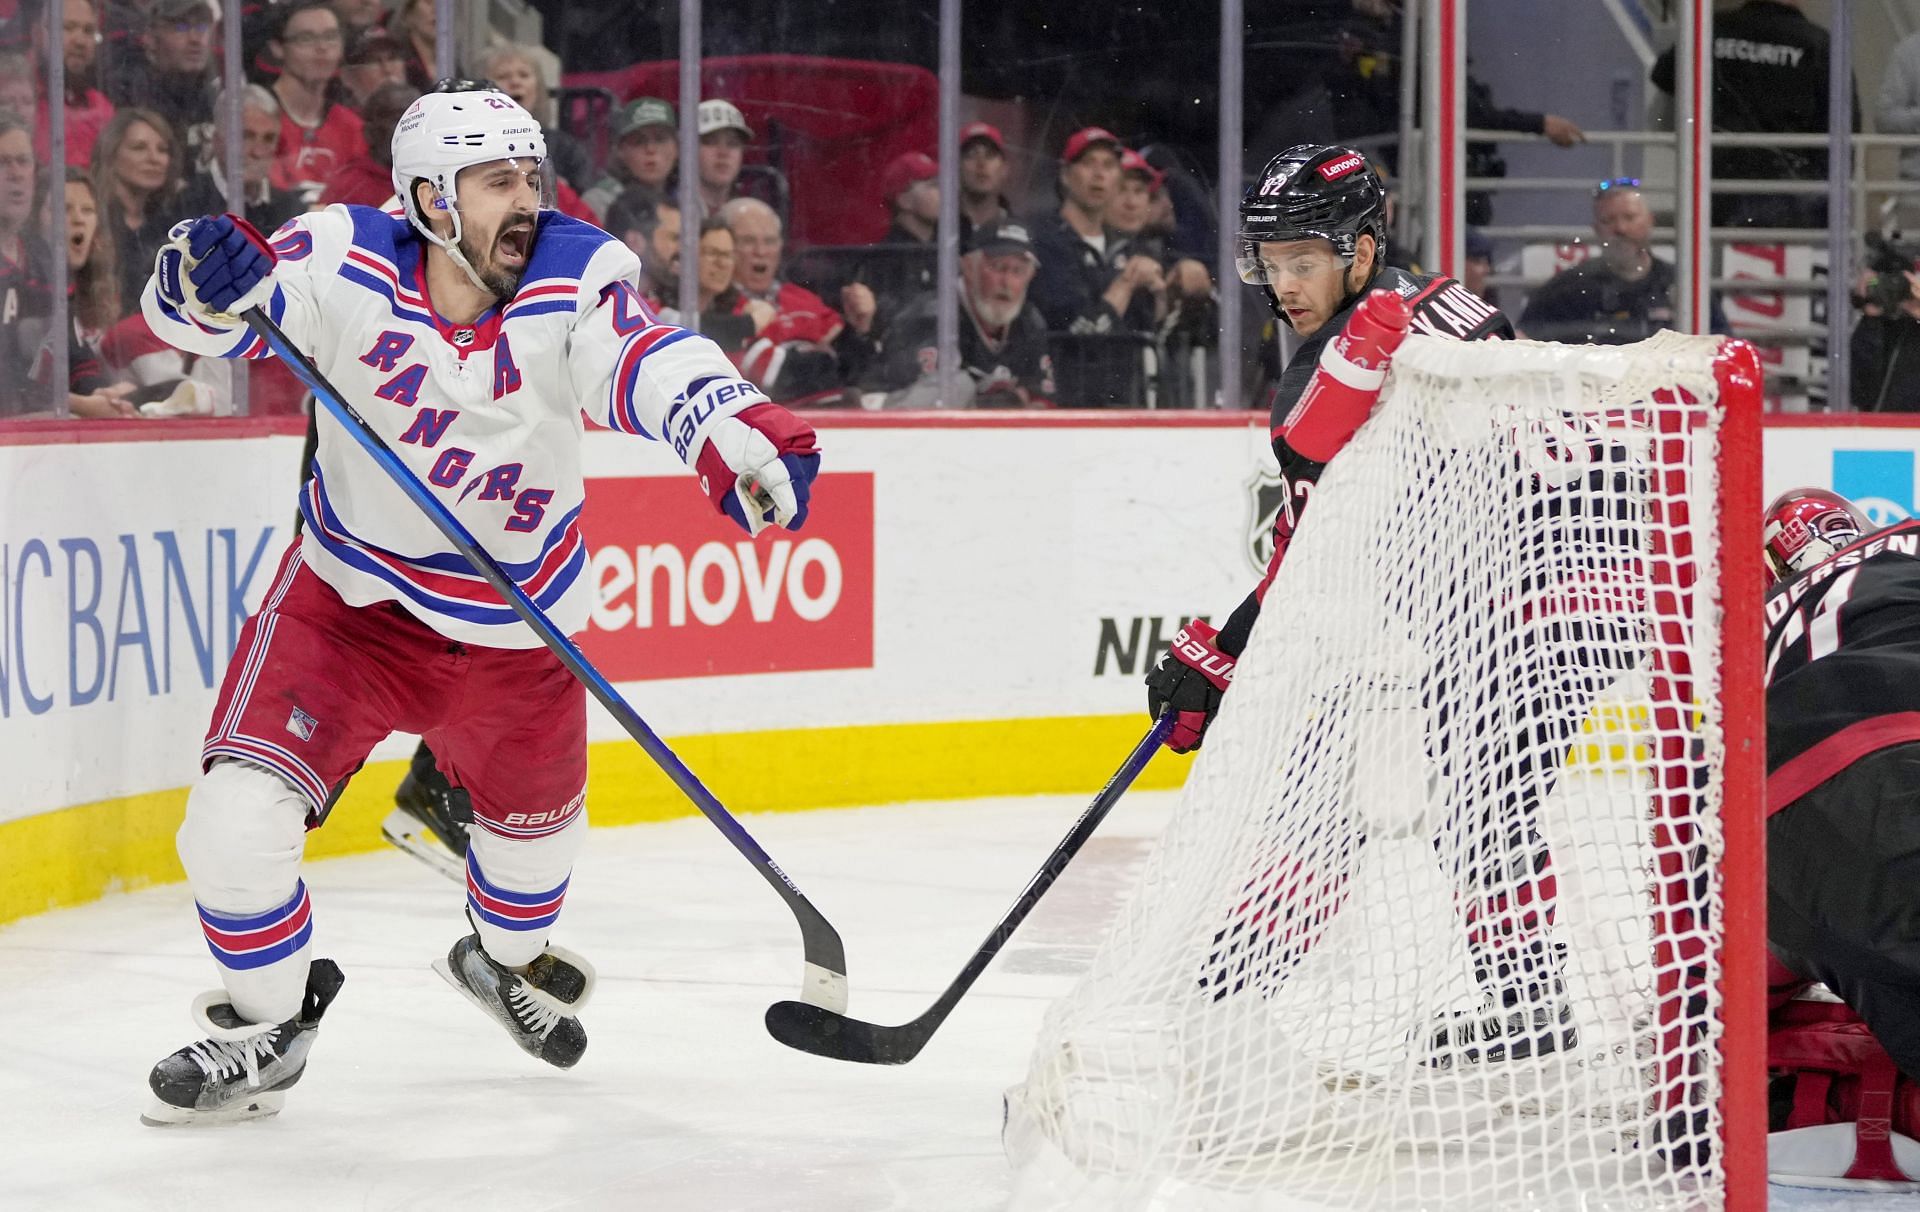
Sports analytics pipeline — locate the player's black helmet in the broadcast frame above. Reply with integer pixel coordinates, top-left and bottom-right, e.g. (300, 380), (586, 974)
(1237, 145), (1387, 322)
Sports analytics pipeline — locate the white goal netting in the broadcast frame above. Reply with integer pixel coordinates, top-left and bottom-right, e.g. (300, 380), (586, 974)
(1006, 333), (1747, 1212)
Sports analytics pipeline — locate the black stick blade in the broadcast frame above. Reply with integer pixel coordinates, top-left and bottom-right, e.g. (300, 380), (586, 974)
(764, 1000), (929, 1066)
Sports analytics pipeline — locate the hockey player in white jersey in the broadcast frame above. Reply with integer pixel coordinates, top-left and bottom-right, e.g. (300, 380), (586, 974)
(139, 81), (821, 1125)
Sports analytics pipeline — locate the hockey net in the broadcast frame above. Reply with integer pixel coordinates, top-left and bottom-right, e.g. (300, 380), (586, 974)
(1005, 332), (1765, 1212)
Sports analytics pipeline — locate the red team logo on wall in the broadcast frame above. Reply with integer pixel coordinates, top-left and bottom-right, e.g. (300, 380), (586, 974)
(579, 472), (874, 679)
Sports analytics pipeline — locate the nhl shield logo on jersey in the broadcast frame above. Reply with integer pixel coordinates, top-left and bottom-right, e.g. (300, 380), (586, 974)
(451, 327), (476, 348)
(1245, 465), (1289, 574)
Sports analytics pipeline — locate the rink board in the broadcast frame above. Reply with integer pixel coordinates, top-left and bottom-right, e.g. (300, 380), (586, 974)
(1, 410), (1907, 926)
(0, 415), (1271, 924)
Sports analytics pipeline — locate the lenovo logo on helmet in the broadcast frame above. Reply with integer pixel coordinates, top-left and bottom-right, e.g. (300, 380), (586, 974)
(1318, 153), (1366, 182)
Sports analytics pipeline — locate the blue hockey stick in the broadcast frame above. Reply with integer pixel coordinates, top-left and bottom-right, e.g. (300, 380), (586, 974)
(242, 309), (849, 1013)
(764, 712), (1173, 1064)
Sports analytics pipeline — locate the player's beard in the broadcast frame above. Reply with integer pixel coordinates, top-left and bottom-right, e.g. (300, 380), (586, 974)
(461, 212), (537, 299)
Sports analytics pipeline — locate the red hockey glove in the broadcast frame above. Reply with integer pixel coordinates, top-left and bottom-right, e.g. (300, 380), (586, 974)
(1144, 619), (1237, 753)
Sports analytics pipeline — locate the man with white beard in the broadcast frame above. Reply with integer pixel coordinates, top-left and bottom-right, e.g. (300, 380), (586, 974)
(861, 218), (1054, 408)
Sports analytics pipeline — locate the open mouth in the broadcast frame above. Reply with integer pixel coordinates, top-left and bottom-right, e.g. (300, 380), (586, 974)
(495, 223), (533, 268)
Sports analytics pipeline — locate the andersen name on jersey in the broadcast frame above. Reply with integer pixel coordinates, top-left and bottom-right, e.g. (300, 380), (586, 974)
(142, 204), (769, 648)
(1765, 517), (1920, 809)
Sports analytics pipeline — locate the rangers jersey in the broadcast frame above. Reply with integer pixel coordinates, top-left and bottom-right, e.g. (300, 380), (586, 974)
(143, 204), (770, 648)
(1766, 517), (1920, 810)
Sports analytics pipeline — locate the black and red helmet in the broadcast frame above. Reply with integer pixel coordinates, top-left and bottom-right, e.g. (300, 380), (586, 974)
(1764, 487), (1872, 584)
(1237, 144), (1387, 322)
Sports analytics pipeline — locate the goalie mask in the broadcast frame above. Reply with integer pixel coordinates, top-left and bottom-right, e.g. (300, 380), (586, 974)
(391, 79), (552, 295)
(1237, 144), (1387, 325)
(1765, 487), (1871, 584)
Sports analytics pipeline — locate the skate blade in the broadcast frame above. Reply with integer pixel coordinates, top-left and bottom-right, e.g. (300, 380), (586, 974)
(381, 809), (465, 882)
(140, 1090), (285, 1127)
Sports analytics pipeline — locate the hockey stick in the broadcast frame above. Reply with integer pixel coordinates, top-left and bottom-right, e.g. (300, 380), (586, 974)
(241, 310), (849, 1013)
(763, 712), (1173, 1064)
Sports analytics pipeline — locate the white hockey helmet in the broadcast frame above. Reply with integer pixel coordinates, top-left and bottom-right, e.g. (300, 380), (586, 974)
(390, 82), (549, 285)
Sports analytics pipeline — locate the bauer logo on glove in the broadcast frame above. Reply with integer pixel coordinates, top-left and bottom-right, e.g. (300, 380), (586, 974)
(1145, 619), (1237, 752)
(154, 213), (280, 323)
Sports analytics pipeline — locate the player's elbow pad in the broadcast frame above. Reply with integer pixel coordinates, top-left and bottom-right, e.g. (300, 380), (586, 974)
(1278, 288), (1412, 463)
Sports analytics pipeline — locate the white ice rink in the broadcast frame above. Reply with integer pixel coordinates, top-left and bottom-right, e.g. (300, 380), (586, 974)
(0, 791), (1909, 1211)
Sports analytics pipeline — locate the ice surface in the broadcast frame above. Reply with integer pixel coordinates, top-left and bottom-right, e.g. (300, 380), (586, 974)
(0, 791), (1909, 1210)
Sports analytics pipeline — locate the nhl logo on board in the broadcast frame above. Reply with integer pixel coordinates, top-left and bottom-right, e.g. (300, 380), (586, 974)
(1245, 464), (1289, 575)
(286, 707), (319, 742)
(451, 327), (476, 347)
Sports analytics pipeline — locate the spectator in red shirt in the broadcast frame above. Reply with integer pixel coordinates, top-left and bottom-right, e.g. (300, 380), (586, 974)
(179, 84), (305, 233)
(18, 0), (115, 167)
(722, 195), (874, 399)
(268, 0), (363, 205)
(958, 120), (1011, 247)
(318, 80), (416, 209)
(581, 96), (676, 221)
(384, 0), (436, 91)
(337, 26), (407, 112)
(92, 106), (179, 322)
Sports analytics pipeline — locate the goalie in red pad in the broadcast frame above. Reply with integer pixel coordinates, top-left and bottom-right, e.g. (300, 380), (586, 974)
(1764, 486), (1920, 1189)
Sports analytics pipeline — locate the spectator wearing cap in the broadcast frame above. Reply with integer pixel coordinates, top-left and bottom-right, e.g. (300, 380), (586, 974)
(721, 195), (875, 400)
(104, 0), (217, 167)
(958, 120), (1011, 246)
(582, 96), (676, 221)
(863, 217), (1054, 409)
(697, 99), (751, 217)
(844, 149), (936, 337)
(384, 0), (437, 91)
(179, 83), (304, 233)
(1110, 146), (1215, 367)
(20, 0), (116, 168)
(476, 43), (592, 194)
(338, 26), (407, 111)
(268, 0), (364, 205)
(602, 185), (681, 309)
(1028, 125), (1164, 406)
(317, 79), (416, 209)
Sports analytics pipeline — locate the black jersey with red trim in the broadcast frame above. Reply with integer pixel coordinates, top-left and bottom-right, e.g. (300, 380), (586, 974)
(1766, 518), (1920, 812)
(1218, 269), (1512, 655)
(1265, 266), (1513, 437)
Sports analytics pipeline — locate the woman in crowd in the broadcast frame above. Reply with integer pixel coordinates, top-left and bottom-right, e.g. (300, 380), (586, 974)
(54, 167), (136, 417)
(92, 108), (179, 321)
(661, 216), (767, 361)
(385, 0), (438, 91)
(473, 44), (592, 193)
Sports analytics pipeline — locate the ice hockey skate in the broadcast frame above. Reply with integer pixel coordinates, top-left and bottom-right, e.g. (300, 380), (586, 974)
(381, 743), (472, 881)
(142, 959), (345, 1126)
(434, 933), (594, 1069)
(1426, 939), (1579, 1068)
